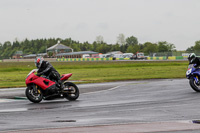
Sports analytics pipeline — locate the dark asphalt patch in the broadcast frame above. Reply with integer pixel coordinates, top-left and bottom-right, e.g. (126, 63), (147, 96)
(52, 120), (76, 122)
(13, 96), (27, 100)
(28, 107), (58, 110)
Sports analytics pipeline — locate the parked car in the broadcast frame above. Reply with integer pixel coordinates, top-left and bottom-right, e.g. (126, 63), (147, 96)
(112, 54), (123, 60)
(131, 52), (145, 60)
(122, 53), (134, 58)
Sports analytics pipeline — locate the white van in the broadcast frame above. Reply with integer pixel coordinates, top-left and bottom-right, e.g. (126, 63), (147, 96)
(113, 54), (123, 58)
(82, 54), (90, 58)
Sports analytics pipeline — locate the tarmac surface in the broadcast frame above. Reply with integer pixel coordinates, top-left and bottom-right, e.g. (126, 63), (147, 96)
(1, 79), (200, 133)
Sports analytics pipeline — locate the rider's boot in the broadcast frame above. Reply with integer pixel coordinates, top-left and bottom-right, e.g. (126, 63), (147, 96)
(58, 80), (73, 91)
(57, 80), (63, 90)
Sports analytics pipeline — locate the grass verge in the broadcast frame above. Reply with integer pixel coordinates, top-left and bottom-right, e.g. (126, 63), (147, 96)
(0, 61), (188, 88)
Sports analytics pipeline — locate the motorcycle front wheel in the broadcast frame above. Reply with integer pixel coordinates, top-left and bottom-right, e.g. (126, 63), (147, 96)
(63, 82), (79, 101)
(189, 77), (200, 92)
(26, 85), (43, 103)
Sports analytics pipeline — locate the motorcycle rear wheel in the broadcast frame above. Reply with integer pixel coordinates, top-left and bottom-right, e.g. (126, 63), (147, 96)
(63, 82), (79, 101)
(26, 85), (43, 103)
(189, 77), (200, 92)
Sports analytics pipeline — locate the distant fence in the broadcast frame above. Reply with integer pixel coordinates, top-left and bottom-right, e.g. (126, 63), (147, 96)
(147, 57), (167, 60)
(57, 58), (113, 62)
(57, 56), (188, 62)
(147, 56), (188, 60)
(2, 58), (57, 62)
(149, 52), (193, 57)
(0, 56), (188, 63)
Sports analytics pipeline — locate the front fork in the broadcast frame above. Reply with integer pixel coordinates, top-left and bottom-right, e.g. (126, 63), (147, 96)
(194, 76), (200, 85)
(33, 84), (41, 94)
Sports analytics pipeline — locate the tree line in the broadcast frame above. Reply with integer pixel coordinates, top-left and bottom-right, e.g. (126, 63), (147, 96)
(186, 40), (200, 53)
(0, 34), (196, 59)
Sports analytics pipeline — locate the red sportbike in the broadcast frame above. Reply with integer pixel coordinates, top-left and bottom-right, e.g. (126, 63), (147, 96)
(25, 69), (79, 103)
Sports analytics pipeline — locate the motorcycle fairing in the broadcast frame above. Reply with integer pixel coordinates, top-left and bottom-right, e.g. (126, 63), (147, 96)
(61, 73), (72, 81)
(26, 72), (56, 90)
(188, 67), (200, 84)
(187, 67), (200, 78)
(43, 84), (57, 96)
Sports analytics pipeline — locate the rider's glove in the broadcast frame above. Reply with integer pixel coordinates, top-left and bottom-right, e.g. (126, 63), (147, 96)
(194, 64), (198, 68)
(36, 72), (42, 76)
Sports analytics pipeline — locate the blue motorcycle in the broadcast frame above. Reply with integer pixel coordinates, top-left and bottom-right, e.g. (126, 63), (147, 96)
(186, 64), (200, 92)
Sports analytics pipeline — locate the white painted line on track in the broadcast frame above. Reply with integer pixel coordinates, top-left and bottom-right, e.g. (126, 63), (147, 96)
(0, 108), (27, 113)
(0, 99), (20, 103)
(0, 88), (25, 91)
(82, 85), (122, 95)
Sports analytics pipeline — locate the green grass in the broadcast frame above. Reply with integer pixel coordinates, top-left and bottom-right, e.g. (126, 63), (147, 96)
(0, 61), (188, 88)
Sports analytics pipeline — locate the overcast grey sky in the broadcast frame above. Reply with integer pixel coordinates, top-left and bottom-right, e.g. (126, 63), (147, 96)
(0, 0), (199, 50)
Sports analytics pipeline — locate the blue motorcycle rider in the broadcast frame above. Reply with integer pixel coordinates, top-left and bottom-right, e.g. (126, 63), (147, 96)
(188, 53), (200, 67)
(187, 53), (200, 92)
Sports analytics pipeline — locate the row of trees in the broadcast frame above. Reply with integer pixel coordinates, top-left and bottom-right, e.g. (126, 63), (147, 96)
(0, 34), (178, 59)
(186, 40), (200, 52)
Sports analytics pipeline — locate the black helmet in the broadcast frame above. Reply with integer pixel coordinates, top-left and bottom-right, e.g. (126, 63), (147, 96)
(188, 53), (196, 63)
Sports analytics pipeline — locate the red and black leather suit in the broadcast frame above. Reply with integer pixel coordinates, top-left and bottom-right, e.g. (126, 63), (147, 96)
(37, 61), (61, 85)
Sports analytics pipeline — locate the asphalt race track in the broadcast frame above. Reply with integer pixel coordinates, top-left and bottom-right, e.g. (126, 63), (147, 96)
(1, 79), (200, 133)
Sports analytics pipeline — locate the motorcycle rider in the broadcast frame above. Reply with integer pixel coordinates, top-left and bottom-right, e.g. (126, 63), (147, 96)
(188, 53), (200, 67)
(35, 57), (64, 90)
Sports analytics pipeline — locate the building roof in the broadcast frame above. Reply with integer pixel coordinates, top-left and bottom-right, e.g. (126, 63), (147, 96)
(23, 53), (47, 58)
(47, 41), (72, 51)
(23, 54), (36, 58)
(106, 51), (123, 55)
(56, 51), (98, 56)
